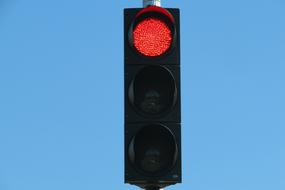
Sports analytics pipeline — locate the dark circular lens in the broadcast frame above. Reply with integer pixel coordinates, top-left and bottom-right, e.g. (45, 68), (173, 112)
(129, 66), (177, 116)
(128, 124), (177, 174)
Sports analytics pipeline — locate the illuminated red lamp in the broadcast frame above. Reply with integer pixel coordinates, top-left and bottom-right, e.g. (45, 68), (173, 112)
(133, 17), (172, 57)
(131, 6), (175, 57)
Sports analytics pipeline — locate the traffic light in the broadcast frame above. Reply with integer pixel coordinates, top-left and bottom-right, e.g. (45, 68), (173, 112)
(124, 5), (181, 189)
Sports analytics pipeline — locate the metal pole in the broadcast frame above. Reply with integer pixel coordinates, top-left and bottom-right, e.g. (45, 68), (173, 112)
(145, 186), (161, 190)
(143, 0), (161, 7)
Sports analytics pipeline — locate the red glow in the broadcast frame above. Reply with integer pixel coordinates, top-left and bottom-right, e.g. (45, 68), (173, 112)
(133, 18), (172, 57)
(136, 6), (175, 24)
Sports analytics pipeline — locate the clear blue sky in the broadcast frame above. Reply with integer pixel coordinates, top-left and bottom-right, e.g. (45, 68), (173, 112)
(0, 0), (284, 190)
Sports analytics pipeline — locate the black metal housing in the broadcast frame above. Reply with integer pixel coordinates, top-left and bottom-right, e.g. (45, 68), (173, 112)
(124, 7), (181, 189)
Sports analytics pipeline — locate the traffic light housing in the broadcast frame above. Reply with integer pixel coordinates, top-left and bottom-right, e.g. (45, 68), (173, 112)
(124, 6), (181, 189)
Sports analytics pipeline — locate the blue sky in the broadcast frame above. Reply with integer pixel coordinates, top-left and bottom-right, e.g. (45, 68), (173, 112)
(0, 0), (284, 190)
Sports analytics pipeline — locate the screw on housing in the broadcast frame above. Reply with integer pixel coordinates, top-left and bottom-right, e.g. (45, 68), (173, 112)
(143, 0), (161, 7)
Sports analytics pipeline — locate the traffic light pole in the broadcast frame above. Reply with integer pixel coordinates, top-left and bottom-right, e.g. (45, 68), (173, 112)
(145, 187), (161, 190)
(143, 0), (161, 7)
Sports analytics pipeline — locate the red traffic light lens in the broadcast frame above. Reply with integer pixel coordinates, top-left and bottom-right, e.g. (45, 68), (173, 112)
(133, 18), (172, 57)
